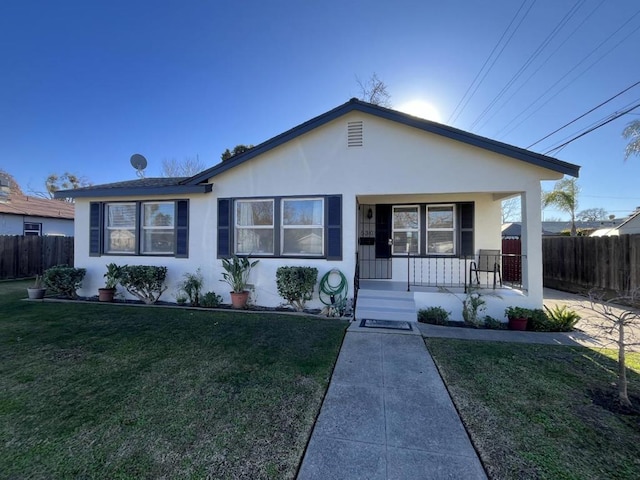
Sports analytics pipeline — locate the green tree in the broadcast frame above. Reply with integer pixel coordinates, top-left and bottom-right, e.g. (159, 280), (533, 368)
(543, 178), (580, 236)
(622, 120), (640, 160)
(41, 172), (91, 202)
(221, 144), (254, 162)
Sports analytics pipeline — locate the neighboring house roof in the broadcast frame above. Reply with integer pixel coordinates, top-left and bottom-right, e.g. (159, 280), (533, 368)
(56, 98), (580, 199)
(185, 98), (580, 185)
(0, 192), (74, 219)
(591, 209), (640, 236)
(501, 222), (554, 237)
(55, 177), (213, 199)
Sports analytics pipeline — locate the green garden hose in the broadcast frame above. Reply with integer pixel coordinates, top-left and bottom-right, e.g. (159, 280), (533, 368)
(319, 269), (348, 306)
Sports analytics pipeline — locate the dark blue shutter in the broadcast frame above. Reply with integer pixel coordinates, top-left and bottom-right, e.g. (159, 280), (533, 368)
(458, 203), (474, 256)
(218, 198), (232, 258)
(89, 202), (102, 256)
(375, 204), (392, 258)
(326, 195), (342, 260)
(175, 200), (189, 257)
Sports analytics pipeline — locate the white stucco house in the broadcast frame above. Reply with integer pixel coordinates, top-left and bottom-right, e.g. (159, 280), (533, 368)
(57, 99), (580, 319)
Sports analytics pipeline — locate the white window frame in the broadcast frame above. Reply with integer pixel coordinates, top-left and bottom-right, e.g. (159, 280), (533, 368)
(392, 205), (420, 255)
(141, 201), (176, 255)
(234, 199), (275, 255)
(105, 202), (137, 254)
(281, 197), (325, 256)
(23, 222), (42, 236)
(426, 204), (456, 255)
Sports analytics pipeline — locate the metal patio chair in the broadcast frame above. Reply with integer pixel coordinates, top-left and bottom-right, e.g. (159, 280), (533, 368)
(469, 249), (502, 289)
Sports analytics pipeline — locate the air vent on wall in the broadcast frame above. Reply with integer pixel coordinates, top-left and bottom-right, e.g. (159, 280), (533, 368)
(347, 121), (364, 147)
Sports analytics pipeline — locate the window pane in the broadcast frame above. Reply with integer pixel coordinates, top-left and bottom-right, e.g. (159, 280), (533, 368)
(428, 206), (453, 229)
(107, 229), (136, 253)
(393, 231), (419, 254)
(236, 228), (274, 254)
(108, 204), (135, 228)
(283, 199), (323, 226)
(283, 228), (323, 255)
(144, 203), (174, 227)
(143, 230), (175, 254)
(237, 201), (273, 226)
(393, 207), (418, 229)
(428, 231), (454, 254)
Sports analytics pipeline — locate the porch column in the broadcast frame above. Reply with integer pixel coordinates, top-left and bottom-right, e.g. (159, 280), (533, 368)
(520, 186), (543, 307)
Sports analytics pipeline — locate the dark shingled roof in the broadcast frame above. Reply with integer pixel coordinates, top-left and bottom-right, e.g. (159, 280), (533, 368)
(54, 177), (212, 199)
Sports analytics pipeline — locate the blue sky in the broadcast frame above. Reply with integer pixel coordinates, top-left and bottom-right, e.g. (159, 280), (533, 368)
(2, 0), (639, 219)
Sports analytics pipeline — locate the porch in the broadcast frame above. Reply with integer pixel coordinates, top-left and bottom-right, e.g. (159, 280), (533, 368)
(354, 279), (527, 323)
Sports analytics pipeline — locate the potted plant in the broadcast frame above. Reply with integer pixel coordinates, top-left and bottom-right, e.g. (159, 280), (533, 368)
(98, 263), (121, 302)
(220, 255), (259, 309)
(27, 275), (46, 300)
(505, 306), (530, 331)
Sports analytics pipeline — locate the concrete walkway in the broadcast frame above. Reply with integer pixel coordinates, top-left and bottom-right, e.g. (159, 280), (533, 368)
(297, 325), (486, 480)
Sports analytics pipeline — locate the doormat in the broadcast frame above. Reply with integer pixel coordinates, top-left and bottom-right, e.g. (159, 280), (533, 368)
(359, 318), (413, 331)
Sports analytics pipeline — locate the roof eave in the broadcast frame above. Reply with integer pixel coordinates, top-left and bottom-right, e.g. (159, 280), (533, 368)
(54, 183), (213, 199)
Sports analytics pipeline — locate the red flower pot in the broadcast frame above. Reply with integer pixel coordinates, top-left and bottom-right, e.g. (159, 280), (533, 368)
(508, 317), (528, 331)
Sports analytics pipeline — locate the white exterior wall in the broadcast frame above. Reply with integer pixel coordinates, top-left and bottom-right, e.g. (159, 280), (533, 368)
(73, 111), (563, 308)
(0, 214), (73, 236)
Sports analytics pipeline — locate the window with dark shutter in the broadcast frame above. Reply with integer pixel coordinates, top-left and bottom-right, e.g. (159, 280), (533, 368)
(89, 202), (102, 256)
(218, 198), (232, 258)
(458, 203), (474, 256)
(175, 200), (189, 257)
(326, 195), (342, 260)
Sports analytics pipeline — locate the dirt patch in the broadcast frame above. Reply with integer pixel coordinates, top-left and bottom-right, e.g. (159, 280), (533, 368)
(587, 388), (640, 416)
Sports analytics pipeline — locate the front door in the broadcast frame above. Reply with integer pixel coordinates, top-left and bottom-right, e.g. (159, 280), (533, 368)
(358, 204), (392, 279)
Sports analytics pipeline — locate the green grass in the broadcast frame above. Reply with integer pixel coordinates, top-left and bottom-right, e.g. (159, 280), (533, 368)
(0, 280), (346, 479)
(426, 338), (640, 480)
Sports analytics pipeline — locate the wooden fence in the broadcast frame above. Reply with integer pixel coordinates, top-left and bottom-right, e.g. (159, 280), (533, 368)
(542, 234), (640, 293)
(0, 236), (74, 280)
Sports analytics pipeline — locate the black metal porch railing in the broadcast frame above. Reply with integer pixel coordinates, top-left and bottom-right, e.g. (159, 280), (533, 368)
(407, 253), (526, 291)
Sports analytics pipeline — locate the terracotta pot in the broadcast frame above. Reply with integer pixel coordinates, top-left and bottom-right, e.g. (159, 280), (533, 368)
(230, 291), (249, 309)
(508, 317), (528, 331)
(27, 288), (46, 300)
(98, 288), (116, 302)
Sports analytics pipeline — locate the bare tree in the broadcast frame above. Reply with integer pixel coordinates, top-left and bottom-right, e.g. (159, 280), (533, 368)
(501, 197), (521, 223)
(585, 290), (640, 408)
(576, 207), (608, 222)
(161, 155), (205, 177)
(356, 73), (392, 107)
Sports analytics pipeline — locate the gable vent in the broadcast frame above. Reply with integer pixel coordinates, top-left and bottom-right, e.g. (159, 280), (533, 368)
(347, 121), (364, 147)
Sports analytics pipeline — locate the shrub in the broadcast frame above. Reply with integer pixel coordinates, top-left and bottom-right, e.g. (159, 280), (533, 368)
(417, 307), (450, 325)
(462, 292), (486, 327)
(276, 266), (318, 312)
(483, 315), (506, 330)
(544, 304), (581, 332)
(179, 269), (204, 306)
(117, 265), (168, 304)
(528, 308), (551, 331)
(42, 265), (86, 299)
(200, 291), (222, 308)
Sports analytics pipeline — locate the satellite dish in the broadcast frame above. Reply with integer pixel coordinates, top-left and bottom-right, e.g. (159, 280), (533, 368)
(130, 154), (147, 178)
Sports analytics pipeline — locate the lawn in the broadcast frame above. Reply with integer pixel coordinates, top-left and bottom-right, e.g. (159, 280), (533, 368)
(426, 338), (640, 480)
(0, 280), (347, 479)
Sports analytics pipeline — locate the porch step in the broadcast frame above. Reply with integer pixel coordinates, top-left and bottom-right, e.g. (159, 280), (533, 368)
(355, 289), (417, 323)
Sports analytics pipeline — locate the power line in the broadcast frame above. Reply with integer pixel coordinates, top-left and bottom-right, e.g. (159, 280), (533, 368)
(543, 101), (640, 154)
(495, 8), (640, 139)
(447, 0), (534, 125)
(469, 0), (586, 131)
(474, 0), (605, 133)
(527, 79), (640, 149)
